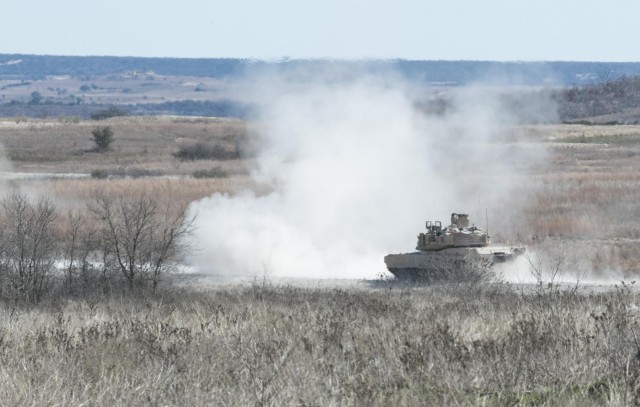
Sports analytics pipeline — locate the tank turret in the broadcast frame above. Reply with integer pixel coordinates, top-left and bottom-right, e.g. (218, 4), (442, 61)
(417, 213), (489, 251)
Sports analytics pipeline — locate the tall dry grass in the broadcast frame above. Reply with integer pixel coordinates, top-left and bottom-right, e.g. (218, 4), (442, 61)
(49, 176), (262, 210)
(498, 126), (640, 277)
(1, 282), (639, 406)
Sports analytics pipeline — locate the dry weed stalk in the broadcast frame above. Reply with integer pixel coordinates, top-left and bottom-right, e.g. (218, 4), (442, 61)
(0, 283), (638, 405)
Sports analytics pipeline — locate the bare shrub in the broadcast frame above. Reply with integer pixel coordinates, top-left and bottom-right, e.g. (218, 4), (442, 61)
(88, 194), (195, 292)
(527, 253), (566, 291)
(61, 210), (104, 294)
(90, 169), (109, 179)
(90, 167), (164, 179)
(173, 142), (239, 160)
(90, 107), (129, 120)
(192, 166), (228, 179)
(0, 194), (57, 302)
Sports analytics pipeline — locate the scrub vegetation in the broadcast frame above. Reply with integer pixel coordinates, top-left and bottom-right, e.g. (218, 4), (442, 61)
(0, 191), (194, 302)
(2, 282), (640, 405)
(0, 107), (639, 404)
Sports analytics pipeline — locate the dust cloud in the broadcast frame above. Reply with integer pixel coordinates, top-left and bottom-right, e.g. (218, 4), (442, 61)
(190, 72), (551, 279)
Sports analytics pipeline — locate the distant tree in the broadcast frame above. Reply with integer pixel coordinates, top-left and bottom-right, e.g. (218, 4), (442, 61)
(91, 126), (114, 152)
(29, 91), (42, 105)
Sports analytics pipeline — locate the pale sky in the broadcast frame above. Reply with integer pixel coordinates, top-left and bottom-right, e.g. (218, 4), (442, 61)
(2, 0), (638, 61)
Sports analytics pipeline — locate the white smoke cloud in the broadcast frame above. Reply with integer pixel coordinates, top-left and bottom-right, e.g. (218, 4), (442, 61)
(190, 73), (549, 279)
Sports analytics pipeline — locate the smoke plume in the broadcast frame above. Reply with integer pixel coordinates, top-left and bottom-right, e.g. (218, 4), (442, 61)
(190, 72), (550, 279)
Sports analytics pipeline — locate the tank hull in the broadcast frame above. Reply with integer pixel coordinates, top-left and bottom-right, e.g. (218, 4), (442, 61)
(384, 246), (525, 283)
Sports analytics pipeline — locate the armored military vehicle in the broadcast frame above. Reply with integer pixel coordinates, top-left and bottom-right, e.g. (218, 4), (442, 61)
(384, 213), (525, 282)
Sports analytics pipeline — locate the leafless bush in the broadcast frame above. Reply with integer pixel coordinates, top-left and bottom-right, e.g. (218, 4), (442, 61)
(527, 253), (566, 291)
(88, 194), (195, 292)
(0, 194), (57, 302)
(173, 142), (240, 160)
(61, 210), (105, 294)
(0, 192), (197, 299)
(90, 167), (165, 179)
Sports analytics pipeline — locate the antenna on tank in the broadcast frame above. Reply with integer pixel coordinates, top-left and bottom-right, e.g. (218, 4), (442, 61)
(485, 208), (489, 237)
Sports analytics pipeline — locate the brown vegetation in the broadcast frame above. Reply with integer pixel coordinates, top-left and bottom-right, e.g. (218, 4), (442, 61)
(0, 116), (248, 174)
(0, 117), (638, 276)
(46, 176), (262, 216)
(1, 283), (640, 405)
(0, 191), (194, 302)
(509, 125), (640, 276)
(560, 76), (640, 122)
(0, 115), (638, 404)
(0, 116), (259, 215)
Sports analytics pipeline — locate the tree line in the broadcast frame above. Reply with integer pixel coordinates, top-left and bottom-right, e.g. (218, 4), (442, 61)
(0, 193), (194, 303)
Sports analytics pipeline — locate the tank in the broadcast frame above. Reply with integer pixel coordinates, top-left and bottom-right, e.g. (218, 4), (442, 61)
(384, 213), (525, 282)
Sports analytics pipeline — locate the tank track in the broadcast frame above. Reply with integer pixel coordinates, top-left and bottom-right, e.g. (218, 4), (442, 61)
(388, 257), (494, 284)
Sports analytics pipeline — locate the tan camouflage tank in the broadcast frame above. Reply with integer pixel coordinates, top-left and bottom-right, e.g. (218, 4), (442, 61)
(384, 213), (525, 282)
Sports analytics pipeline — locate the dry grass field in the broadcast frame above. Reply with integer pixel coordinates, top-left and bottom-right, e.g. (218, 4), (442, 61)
(2, 118), (638, 244)
(3, 282), (640, 406)
(0, 117), (638, 405)
(0, 116), (248, 173)
(517, 124), (640, 277)
(0, 116), (258, 210)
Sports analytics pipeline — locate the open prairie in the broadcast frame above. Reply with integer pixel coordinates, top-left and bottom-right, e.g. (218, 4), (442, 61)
(0, 116), (258, 209)
(519, 124), (640, 277)
(0, 117), (638, 276)
(0, 116), (639, 405)
(3, 279), (640, 405)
